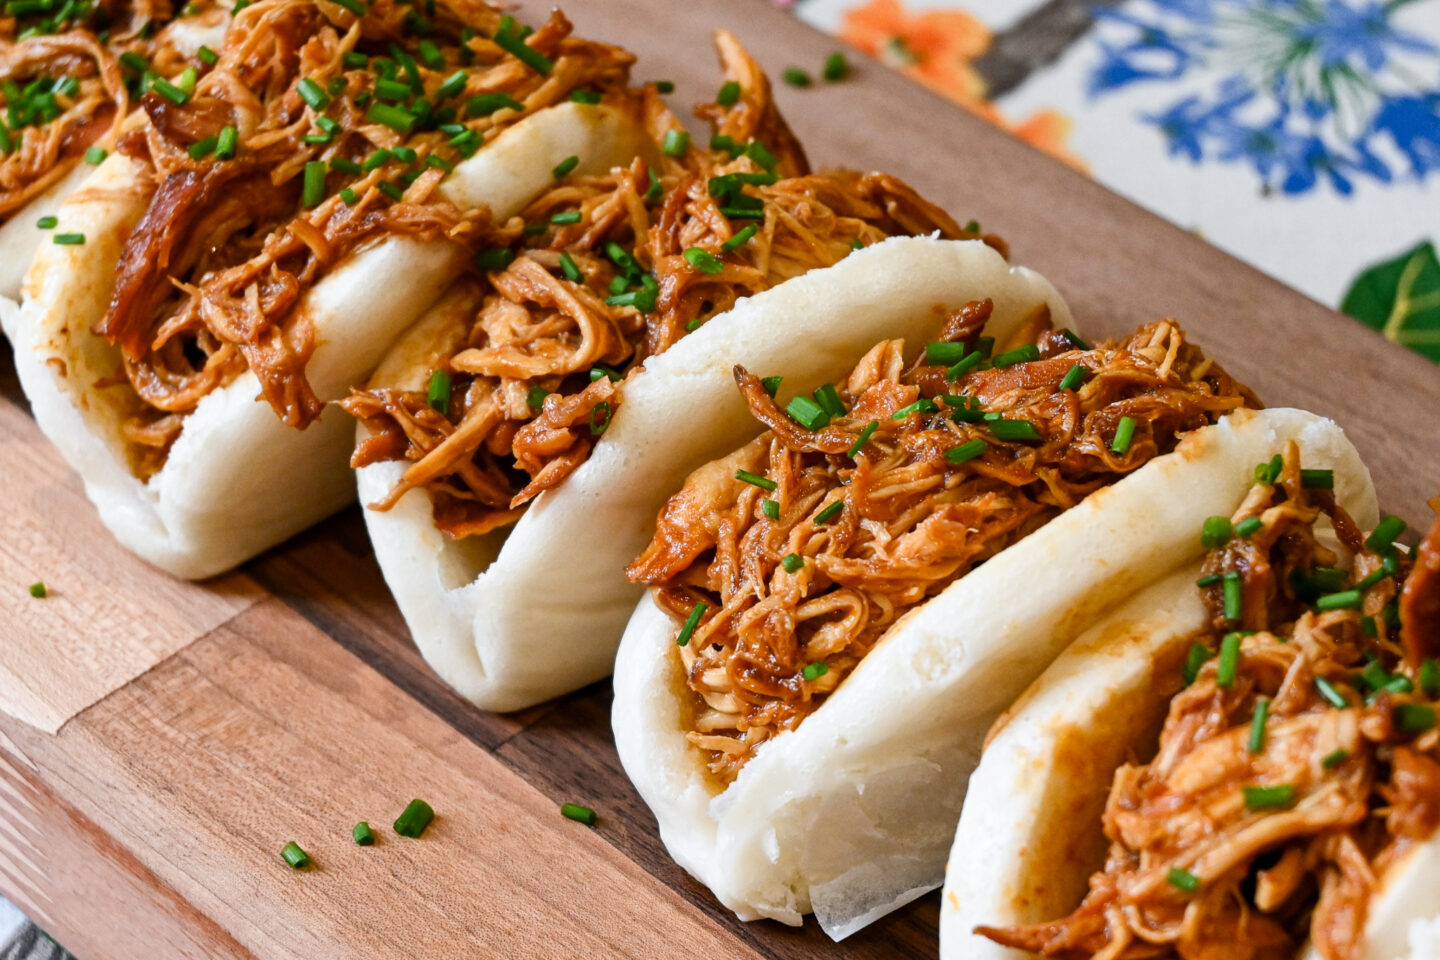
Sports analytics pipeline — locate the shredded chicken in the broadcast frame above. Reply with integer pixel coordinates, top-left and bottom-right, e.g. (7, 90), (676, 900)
(625, 314), (1257, 785)
(978, 450), (1440, 960)
(344, 34), (981, 538)
(90, 0), (635, 477)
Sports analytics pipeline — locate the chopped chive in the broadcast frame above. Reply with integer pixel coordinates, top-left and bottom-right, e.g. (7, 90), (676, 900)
(366, 102), (417, 134)
(339, 187), (358, 205)
(987, 419), (1042, 442)
(281, 841), (310, 868)
(473, 247), (514, 271)
(327, 77), (347, 97)
(1248, 697), (1270, 753)
(782, 67), (812, 87)
(197, 44), (218, 66)
(848, 420), (879, 458)
(526, 385), (550, 410)
(812, 384), (845, 418)
(417, 39), (445, 70)
(552, 154), (579, 178)
(1316, 589), (1362, 611)
(1222, 571), (1242, 622)
(84, 145), (106, 165)
(174, 66), (198, 96)
(644, 168), (662, 202)
(676, 601), (705, 646)
(719, 206), (763, 219)
(1315, 676), (1349, 708)
(494, 16), (553, 74)
(925, 341), (967, 366)
(1058, 364), (1088, 391)
(1167, 867), (1199, 893)
(301, 133), (333, 145)
(761, 376), (783, 398)
(721, 223), (758, 251)
(662, 129), (689, 156)
(377, 181), (404, 201)
(1366, 516), (1406, 553)
(119, 51), (148, 73)
(560, 803), (597, 826)
(802, 661), (828, 681)
(151, 77), (189, 104)
(426, 369), (451, 413)
(343, 51), (369, 69)
(296, 77), (329, 111)
(362, 148), (392, 171)
(589, 366), (620, 383)
(1181, 643), (1210, 685)
(891, 398), (938, 420)
(992, 344), (1040, 368)
(787, 395), (830, 431)
(301, 160), (326, 207)
(1061, 330), (1091, 351)
(589, 401), (612, 436)
(330, 156), (362, 176)
(374, 77), (411, 102)
(1396, 704), (1437, 734)
(849, 238), (864, 250)
(1363, 660), (1390, 693)
(1300, 469), (1334, 489)
(759, 498), (781, 521)
(735, 469), (777, 492)
(1216, 631), (1242, 687)
(1360, 615), (1379, 637)
(466, 92), (524, 116)
(1110, 416), (1136, 455)
(28, 581), (47, 598)
(332, 0), (365, 14)
(946, 351), (983, 380)
(823, 51), (848, 82)
(716, 80), (740, 106)
(432, 70), (467, 102)
(52, 232), (84, 245)
(1421, 659), (1439, 697)
(393, 799), (434, 837)
(569, 88), (601, 104)
(352, 821), (375, 845)
(814, 500), (844, 525)
(605, 289), (656, 313)
(654, 80), (674, 94)
(1201, 516), (1233, 549)
(316, 116), (342, 136)
(1254, 454), (1283, 485)
(684, 246), (723, 274)
(1243, 784), (1295, 811)
(780, 553), (804, 574)
(187, 134), (217, 159)
(425, 154), (453, 174)
(1235, 516), (1263, 539)
(35, 215), (57, 229)
(215, 125), (238, 159)
(945, 438), (988, 465)
(558, 251), (583, 283)
(1196, 573), (1222, 588)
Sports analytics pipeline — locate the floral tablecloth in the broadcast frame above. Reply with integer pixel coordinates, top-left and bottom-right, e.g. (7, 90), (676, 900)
(790, 0), (1440, 363)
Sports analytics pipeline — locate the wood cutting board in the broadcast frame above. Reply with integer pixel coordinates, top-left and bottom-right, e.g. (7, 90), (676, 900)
(2, 1), (1438, 957)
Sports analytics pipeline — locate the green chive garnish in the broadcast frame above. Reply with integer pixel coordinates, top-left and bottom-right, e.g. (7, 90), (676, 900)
(1058, 364), (1088, 391)
(343, 51), (369, 69)
(426, 369), (451, 413)
(946, 352), (983, 380)
(589, 401), (612, 436)
(1421, 659), (1439, 697)
(1223, 571), (1242, 622)
(890, 398), (938, 420)
(802, 661), (829, 681)
(377, 181), (404, 202)
(716, 80), (740, 106)
(1300, 469), (1334, 489)
(1321, 748), (1349, 768)
(151, 77), (189, 104)
(1110, 416), (1136, 455)
(735, 469), (776, 492)
(1254, 454), (1283, 485)
(560, 803), (597, 826)
(1248, 697), (1270, 753)
(676, 601), (705, 646)
(466, 92), (524, 116)
(1366, 516), (1406, 553)
(945, 438), (987, 465)
(297, 77), (329, 111)
(84, 145), (106, 165)
(782, 67), (811, 87)
(761, 376), (782, 398)
(1316, 589), (1361, 611)
(525, 385), (549, 410)
(557, 251), (583, 283)
(812, 384), (845, 418)
(28, 581), (46, 598)
(329, 156), (362, 176)
(552, 154), (579, 178)
(1167, 867), (1199, 893)
(1315, 676), (1349, 708)
(374, 77), (411, 102)
(301, 160), (325, 208)
(52, 232), (84, 245)
(683, 246), (723, 274)
(332, 0), (364, 14)
(661, 128), (689, 156)
(848, 420), (879, 458)
(35, 216), (57, 229)
(1181, 643), (1210, 685)
(822, 51), (848, 83)
(187, 135), (217, 160)
(787, 395), (830, 431)
(1196, 573), (1222, 588)
(1201, 516), (1232, 549)
(425, 154), (453, 174)
(1235, 516), (1263, 539)
(780, 553), (803, 574)
(1395, 704), (1437, 734)
(494, 16), (553, 75)
(987, 419), (1042, 442)
(605, 289), (656, 313)
(644, 168), (662, 202)
(473, 247), (514, 271)
(569, 88), (601, 104)
(280, 842), (310, 868)
(353, 821), (375, 846)
(393, 799), (434, 837)
(992, 344), (1040, 368)
(814, 500), (843, 525)
(215, 125), (238, 159)
(366, 102), (417, 134)
(719, 223), (757, 252)
(761, 498), (779, 520)
(546, 210), (580, 225)
(197, 44), (219, 66)
(1216, 631), (1241, 687)
(925, 341), (967, 365)
(1243, 784), (1295, 810)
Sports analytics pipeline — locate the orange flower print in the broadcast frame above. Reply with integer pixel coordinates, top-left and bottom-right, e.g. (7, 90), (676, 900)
(839, 0), (1086, 171)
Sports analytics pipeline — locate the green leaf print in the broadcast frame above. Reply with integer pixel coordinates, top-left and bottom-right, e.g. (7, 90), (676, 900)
(1341, 241), (1440, 362)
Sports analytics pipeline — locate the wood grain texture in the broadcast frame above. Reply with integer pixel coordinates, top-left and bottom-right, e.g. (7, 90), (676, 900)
(1, 0), (1438, 957)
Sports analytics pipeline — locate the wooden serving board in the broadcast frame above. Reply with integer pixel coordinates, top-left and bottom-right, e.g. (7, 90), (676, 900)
(3, 1), (1439, 957)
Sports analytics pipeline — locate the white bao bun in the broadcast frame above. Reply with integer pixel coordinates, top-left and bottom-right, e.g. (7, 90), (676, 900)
(2, 101), (648, 578)
(355, 236), (1073, 712)
(939, 467), (1438, 960)
(614, 406), (1379, 940)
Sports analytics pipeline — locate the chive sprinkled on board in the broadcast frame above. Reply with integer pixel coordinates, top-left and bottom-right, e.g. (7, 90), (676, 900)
(353, 821), (375, 846)
(281, 841), (311, 868)
(560, 803), (597, 826)
(28, 581), (46, 598)
(393, 799), (435, 837)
